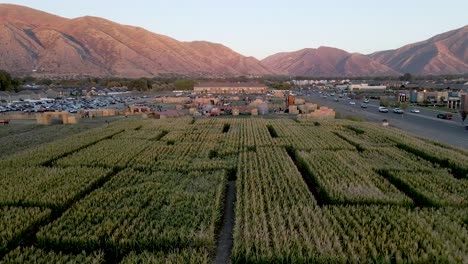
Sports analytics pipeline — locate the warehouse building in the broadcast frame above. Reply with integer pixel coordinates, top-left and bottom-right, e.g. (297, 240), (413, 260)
(193, 83), (267, 94)
(348, 83), (386, 91)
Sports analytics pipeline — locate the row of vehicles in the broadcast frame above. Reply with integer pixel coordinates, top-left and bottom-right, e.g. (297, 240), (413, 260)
(306, 89), (457, 121)
(437, 113), (453, 120)
(377, 106), (406, 114)
(377, 106), (421, 114)
(0, 96), (137, 114)
(378, 106), (453, 120)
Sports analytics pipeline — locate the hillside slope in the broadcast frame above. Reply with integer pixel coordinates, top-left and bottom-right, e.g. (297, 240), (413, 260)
(0, 4), (273, 77)
(262, 47), (399, 77)
(370, 26), (468, 75)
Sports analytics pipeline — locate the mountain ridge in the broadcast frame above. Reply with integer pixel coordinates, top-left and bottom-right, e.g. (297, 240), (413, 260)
(0, 4), (274, 78)
(0, 4), (466, 78)
(369, 26), (467, 75)
(262, 46), (400, 77)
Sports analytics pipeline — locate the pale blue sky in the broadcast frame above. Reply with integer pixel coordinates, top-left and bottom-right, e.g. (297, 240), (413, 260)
(1, 0), (467, 59)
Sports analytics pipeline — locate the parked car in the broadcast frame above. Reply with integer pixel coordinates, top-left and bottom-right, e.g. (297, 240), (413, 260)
(393, 108), (404, 114)
(360, 103), (368, 108)
(378, 106), (389, 113)
(437, 113), (453, 120)
(410, 109), (420, 113)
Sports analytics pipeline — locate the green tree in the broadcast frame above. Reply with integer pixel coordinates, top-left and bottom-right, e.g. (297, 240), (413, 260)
(460, 110), (468, 124)
(379, 99), (390, 107)
(399, 73), (413, 82)
(174, 79), (196, 90)
(0, 70), (12, 91)
(400, 102), (409, 112)
(439, 96), (446, 104)
(129, 78), (152, 91)
(22, 76), (36, 84)
(269, 81), (291, 90)
(106, 81), (122, 88)
(11, 78), (22, 92)
(37, 78), (53, 86)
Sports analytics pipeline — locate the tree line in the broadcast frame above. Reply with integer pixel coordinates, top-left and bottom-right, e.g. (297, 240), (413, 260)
(4, 70), (464, 93)
(0, 72), (274, 92)
(0, 70), (22, 92)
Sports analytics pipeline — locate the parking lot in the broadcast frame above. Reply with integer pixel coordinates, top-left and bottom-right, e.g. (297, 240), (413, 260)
(0, 95), (151, 114)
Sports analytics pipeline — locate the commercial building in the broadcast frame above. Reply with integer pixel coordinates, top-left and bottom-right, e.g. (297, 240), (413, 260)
(447, 91), (463, 110)
(348, 83), (386, 91)
(408, 90), (467, 110)
(461, 94), (468, 112)
(409, 91), (425, 103)
(401, 83), (467, 91)
(193, 83), (267, 94)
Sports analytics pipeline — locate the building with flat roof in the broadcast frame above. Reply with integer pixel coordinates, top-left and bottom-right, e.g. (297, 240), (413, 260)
(193, 83), (267, 94)
(461, 94), (468, 112)
(401, 82), (467, 91)
(348, 83), (386, 91)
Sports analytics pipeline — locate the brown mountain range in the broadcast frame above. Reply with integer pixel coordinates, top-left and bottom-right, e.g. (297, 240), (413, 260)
(0, 4), (466, 78)
(261, 47), (400, 77)
(0, 4), (274, 78)
(263, 26), (467, 77)
(369, 26), (468, 75)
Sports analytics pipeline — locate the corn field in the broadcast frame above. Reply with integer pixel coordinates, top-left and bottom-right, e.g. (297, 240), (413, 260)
(296, 150), (413, 206)
(0, 117), (467, 263)
(120, 248), (210, 264)
(1, 247), (104, 264)
(1, 208), (51, 256)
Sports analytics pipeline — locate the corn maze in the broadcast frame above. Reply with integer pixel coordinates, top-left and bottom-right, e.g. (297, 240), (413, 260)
(0, 117), (467, 263)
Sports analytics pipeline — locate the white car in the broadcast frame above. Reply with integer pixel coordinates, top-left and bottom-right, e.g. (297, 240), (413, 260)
(393, 108), (404, 114)
(363, 99), (370, 103)
(410, 109), (420, 113)
(378, 106), (389, 113)
(349, 101), (356, 105)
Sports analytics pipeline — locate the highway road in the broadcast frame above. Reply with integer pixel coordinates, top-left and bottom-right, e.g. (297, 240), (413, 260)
(304, 92), (468, 149)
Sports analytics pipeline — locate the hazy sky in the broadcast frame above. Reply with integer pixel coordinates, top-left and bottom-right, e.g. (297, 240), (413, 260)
(2, 0), (467, 59)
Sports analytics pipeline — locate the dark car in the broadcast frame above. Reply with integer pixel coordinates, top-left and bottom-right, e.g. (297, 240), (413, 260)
(437, 113), (453, 120)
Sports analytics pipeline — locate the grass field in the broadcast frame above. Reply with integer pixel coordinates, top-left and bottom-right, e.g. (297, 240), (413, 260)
(0, 117), (467, 263)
